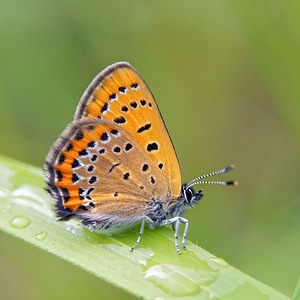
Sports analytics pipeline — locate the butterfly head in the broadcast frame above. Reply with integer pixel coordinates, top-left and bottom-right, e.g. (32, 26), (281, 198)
(181, 165), (238, 208)
(181, 184), (203, 208)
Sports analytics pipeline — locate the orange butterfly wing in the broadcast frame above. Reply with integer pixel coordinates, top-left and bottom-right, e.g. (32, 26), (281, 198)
(74, 62), (182, 199)
(44, 118), (171, 228)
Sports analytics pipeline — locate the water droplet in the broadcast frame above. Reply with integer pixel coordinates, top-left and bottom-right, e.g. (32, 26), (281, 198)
(229, 282), (269, 300)
(35, 232), (47, 241)
(210, 257), (229, 268)
(10, 216), (31, 228)
(138, 258), (147, 266)
(2, 204), (12, 214)
(136, 248), (154, 266)
(137, 247), (154, 258)
(65, 220), (84, 235)
(102, 243), (152, 267)
(67, 226), (77, 235)
(144, 264), (217, 297)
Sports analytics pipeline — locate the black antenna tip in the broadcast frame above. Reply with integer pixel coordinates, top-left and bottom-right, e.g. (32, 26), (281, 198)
(226, 180), (238, 186)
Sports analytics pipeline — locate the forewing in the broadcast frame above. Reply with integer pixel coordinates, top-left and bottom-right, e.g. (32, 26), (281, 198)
(74, 62), (181, 198)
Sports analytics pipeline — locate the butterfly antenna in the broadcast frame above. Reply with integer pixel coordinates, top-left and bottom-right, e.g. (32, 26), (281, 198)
(187, 165), (238, 188)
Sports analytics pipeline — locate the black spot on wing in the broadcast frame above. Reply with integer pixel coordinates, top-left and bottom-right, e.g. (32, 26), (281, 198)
(89, 176), (97, 184)
(91, 154), (98, 162)
(137, 123), (151, 133)
(101, 102), (110, 114)
(119, 87), (127, 94)
(111, 129), (119, 136)
(65, 142), (73, 152)
(58, 153), (65, 165)
(72, 173), (80, 183)
(130, 101), (137, 108)
(88, 141), (96, 148)
(125, 143), (133, 151)
(147, 142), (158, 152)
(61, 187), (70, 202)
(99, 149), (105, 154)
(79, 204), (89, 210)
(142, 164), (149, 171)
(74, 130), (84, 141)
(131, 83), (139, 89)
(113, 146), (121, 153)
(56, 170), (63, 182)
(100, 132), (109, 142)
(87, 188), (94, 195)
(109, 93), (117, 101)
(121, 106), (128, 112)
(79, 188), (85, 200)
(79, 149), (88, 156)
(114, 116), (126, 124)
(71, 158), (81, 169)
(87, 125), (95, 131)
(87, 165), (94, 172)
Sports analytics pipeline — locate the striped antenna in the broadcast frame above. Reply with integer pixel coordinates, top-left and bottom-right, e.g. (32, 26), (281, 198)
(187, 165), (237, 188)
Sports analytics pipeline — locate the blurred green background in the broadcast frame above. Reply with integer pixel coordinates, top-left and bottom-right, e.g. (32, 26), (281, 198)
(1, 0), (299, 299)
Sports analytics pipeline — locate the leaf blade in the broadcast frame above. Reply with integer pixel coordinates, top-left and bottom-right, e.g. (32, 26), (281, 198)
(0, 155), (289, 299)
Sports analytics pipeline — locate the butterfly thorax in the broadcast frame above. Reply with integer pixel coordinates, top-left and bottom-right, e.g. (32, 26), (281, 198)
(144, 185), (204, 228)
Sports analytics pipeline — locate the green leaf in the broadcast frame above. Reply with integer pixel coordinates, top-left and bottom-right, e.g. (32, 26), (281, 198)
(292, 276), (300, 300)
(0, 155), (290, 299)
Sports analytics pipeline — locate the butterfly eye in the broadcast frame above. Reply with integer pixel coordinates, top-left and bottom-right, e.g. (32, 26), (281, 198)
(185, 188), (193, 202)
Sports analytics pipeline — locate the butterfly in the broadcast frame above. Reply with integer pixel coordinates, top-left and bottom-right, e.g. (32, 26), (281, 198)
(44, 62), (236, 254)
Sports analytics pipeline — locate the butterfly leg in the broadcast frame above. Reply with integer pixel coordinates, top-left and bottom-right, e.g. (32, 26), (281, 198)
(130, 217), (146, 252)
(174, 218), (182, 253)
(160, 217), (189, 254)
(182, 219), (189, 250)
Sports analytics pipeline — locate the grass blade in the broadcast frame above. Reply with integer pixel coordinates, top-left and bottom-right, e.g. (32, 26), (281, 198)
(0, 155), (289, 299)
